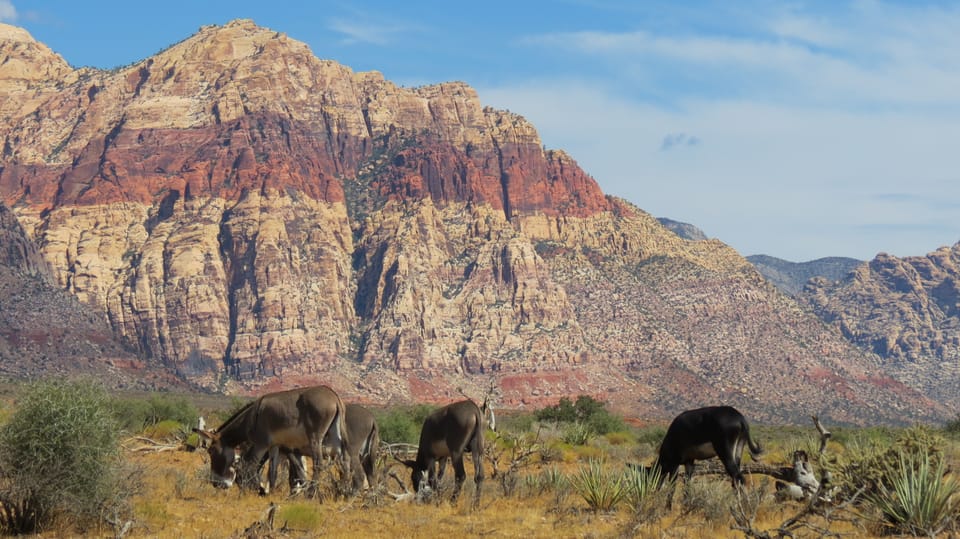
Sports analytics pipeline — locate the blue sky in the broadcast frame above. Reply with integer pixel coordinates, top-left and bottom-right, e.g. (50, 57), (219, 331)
(5, 1), (960, 262)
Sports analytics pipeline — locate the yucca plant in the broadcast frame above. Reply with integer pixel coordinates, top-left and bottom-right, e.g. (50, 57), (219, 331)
(571, 458), (625, 512)
(864, 451), (959, 537)
(623, 463), (669, 522)
(623, 464), (662, 507)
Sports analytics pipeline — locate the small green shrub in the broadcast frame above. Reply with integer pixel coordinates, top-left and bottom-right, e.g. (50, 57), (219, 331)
(142, 419), (185, 441)
(497, 412), (535, 433)
(605, 430), (634, 446)
(0, 378), (135, 533)
(571, 458), (626, 512)
(278, 502), (323, 531)
(864, 452), (959, 537)
(535, 395), (625, 435)
(943, 414), (960, 439)
(113, 394), (199, 433)
(375, 404), (435, 444)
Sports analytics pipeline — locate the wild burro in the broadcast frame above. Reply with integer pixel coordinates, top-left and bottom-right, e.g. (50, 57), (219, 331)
(402, 399), (489, 504)
(195, 385), (350, 493)
(655, 405), (763, 487)
(283, 403), (381, 492)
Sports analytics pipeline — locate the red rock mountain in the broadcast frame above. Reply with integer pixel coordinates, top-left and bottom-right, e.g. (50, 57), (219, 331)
(0, 20), (948, 424)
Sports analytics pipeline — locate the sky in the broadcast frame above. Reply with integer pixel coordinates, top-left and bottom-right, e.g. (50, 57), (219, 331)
(4, 1), (960, 262)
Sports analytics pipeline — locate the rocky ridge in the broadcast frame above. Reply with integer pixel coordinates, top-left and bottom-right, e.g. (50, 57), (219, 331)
(800, 244), (960, 405)
(748, 255), (863, 296)
(0, 20), (949, 424)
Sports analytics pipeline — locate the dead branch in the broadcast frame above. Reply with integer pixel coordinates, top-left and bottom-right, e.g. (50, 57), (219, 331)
(812, 415), (831, 455)
(121, 436), (181, 453)
(692, 460), (794, 482)
(383, 442), (418, 462)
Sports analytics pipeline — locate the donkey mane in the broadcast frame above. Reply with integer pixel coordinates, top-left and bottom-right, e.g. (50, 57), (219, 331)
(213, 399), (257, 435)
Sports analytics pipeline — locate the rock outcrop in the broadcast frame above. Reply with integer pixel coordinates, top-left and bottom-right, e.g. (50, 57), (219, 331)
(0, 20), (949, 424)
(800, 245), (960, 406)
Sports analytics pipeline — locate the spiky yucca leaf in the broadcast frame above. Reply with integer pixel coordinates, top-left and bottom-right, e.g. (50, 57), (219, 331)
(865, 452), (959, 537)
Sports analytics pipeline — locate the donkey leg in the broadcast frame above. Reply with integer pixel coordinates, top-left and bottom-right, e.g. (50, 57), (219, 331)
(450, 454), (466, 502)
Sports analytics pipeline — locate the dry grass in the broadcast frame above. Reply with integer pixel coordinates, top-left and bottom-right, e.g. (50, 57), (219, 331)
(16, 447), (902, 539)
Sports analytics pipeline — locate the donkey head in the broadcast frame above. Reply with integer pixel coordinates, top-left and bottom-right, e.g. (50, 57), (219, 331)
(193, 428), (241, 488)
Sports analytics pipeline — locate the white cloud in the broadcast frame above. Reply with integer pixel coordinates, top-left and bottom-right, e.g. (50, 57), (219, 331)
(327, 17), (392, 45)
(0, 1), (17, 23)
(476, 2), (960, 260)
(523, 2), (960, 110)
(479, 80), (960, 261)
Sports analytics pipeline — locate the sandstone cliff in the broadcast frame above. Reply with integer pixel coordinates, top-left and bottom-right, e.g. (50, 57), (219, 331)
(0, 20), (948, 424)
(0, 202), (185, 389)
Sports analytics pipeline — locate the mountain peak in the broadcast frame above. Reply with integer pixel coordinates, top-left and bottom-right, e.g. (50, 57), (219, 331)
(0, 22), (35, 43)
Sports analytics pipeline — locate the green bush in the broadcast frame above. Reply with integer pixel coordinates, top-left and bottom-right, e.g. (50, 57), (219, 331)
(112, 394), (199, 433)
(943, 414), (960, 439)
(0, 378), (135, 533)
(535, 395), (625, 436)
(375, 404), (435, 444)
(278, 502), (323, 531)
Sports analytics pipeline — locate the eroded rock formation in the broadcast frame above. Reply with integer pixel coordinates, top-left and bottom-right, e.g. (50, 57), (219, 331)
(0, 20), (949, 424)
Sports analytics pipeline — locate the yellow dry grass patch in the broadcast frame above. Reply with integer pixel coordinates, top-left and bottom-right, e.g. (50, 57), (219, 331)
(30, 448), (886, 538)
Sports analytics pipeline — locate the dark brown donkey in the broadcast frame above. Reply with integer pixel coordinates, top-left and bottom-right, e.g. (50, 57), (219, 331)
(402, 399), (485, 503)
(655, 405), (763, 487)
(194, 385), (350, 491)
(283, 403), (381, 492)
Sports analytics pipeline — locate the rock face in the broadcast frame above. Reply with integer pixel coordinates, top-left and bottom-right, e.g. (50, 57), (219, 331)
(0, 202), (185, 389)
(800, 245), (960, 406)
(748, 255), (863, 296)
(0, 20), (949, 424)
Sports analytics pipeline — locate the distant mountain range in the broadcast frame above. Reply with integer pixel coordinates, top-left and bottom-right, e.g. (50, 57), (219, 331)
(0, 20), (956, 425)
(746, 255), (863, 296)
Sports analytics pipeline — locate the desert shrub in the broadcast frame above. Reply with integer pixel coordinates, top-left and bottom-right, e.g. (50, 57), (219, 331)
(681, 477), (735, 523)
(944, 414), (960, 439)
(278, 502), (323, 532)
(571, 458), (626, 512)
(830, 425), (946, 499)
(142, 419), (185, 441)
(0, 378), (134, 533)
(375, 404), (434, 444)
(524, 465), (568, 496)
(863, 452), (959, 537)
(535, 395), (625, 435)
(112, 394), (199, 433)
(496, 411), (535, 433)
(605, 430), (634, 446)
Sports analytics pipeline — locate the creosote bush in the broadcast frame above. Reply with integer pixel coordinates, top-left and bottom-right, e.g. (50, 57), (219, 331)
(0, 378), (135, 533)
